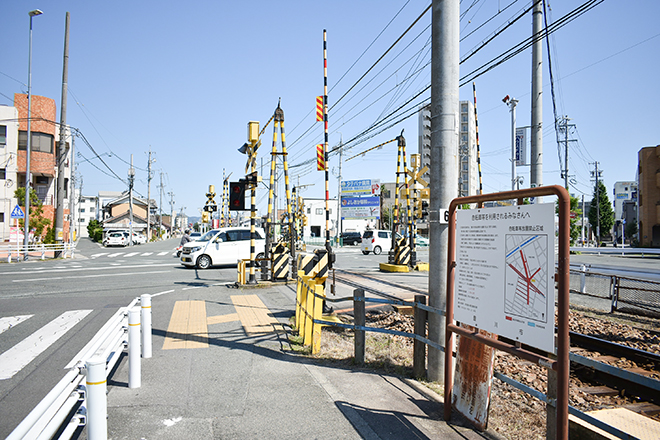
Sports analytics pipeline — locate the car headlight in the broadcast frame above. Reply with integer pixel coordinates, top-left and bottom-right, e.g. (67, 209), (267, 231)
(190, 246), (202, 253)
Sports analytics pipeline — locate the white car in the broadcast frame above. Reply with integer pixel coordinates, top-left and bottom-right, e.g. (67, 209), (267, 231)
(179, 227), (266, 269)
(105, 232), (128, 247)
(131, 232), (147, 244)
(362, 229), (401, 255)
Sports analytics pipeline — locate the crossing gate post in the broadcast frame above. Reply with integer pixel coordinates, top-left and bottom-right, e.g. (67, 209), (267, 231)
(271, 243), (290, 281)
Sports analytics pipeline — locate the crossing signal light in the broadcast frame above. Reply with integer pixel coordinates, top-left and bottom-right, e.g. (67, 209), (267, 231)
(202, 211), (210, 223)
(229, 181), (246, 211)
(421, 201), (429, 220)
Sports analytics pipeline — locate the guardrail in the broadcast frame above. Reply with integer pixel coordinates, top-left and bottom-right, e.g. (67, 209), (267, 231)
(7, 294), (152, 440)
(571, 246), (660, 256)
(0, 242), (77, 262)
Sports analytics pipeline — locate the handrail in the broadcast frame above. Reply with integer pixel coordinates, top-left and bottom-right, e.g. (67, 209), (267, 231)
(1, 242), (77, 261)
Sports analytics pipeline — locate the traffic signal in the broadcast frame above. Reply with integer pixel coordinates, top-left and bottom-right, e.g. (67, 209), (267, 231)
(202, 211), (210, 223)
(229, 181), (246, 211)
(421, 201), (429, 220)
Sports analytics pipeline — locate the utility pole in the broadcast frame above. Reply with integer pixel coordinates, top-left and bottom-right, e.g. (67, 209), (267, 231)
(581, 194), (585, 246)
(68, 136), (76, 244)
(146, 149), (155, 241)
(530, 1), (543, 198)
(128, 155), (135, 246)
(158, 172), (164, 240)
(558, 116), (577, 191)
(336, 136), (343, 245)
(591, 162), (602, 246)
(168, 191), (175, 237)
(55, 11), (70, 256)
(428, 0), (459, 384)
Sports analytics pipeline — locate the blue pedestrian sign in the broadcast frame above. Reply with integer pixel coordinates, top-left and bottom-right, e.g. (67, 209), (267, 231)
(11, 205), (25, 219)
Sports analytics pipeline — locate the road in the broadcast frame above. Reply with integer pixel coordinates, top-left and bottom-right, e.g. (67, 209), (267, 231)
(0, 237), (241, 438)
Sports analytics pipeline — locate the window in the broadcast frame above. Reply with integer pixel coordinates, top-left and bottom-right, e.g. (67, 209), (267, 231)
(461, 104), (468, 113)
(79, 218), (86, 223)
(35, 176), (49, 185)
(0, 168), (5, 179)
(0, 125), (6, 146)
(0, 212), (4, 222)
(89, 207), (95, 213)
(80, 208), (85, 213)
(316, 208), (323, 215)
(18, 131), (54, 153)
(461, 124), (467, 132)
(461, 114), (467, 122)
(378, 231), (388, 239)
(307, 208), (311, 214)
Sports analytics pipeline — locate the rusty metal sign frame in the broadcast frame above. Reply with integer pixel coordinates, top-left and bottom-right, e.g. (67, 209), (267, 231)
(443, 185), (571, 440)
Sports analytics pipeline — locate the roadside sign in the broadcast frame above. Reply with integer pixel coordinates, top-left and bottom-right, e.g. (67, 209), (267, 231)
(341, 196), (380, 220)
(11, 205), (24, 219)
(341, 179), (380, 196)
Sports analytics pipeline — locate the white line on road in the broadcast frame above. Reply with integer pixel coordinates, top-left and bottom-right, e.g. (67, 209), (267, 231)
(157, 251), (169, 256)
(151, 289), (175, 297)
(12, 270), (171, 283)
(90, 253), (106, 258)
(0, 315), (33, 335)
(107, 253), (124, 258)
(123, 252), (139, 257)
(0, 310), (92, 380)
(140, 252), (153, 256)
(1, 262), (175, 277)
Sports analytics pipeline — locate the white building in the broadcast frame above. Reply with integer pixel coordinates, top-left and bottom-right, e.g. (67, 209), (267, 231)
(418, 102), (479, 197)
(613, 181), (637, 222)
(302, 198), (338, 240)
(0, 105), (19, 242)
(76, 192), (98, 238)
(97, 191), (122, 221)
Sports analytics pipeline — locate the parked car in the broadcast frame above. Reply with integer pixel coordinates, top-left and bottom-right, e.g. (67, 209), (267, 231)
(131, 232), (147, 244)
(179, 227), (266, 269)
(189, 231), (202, 241)
(415, 236), (429, 247)
(362, 229), (401, 255)
(340, 231), (362, 246)
(105, 232), (128, 247)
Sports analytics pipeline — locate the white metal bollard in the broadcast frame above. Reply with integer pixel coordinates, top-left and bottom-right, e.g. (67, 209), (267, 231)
(86, 356), (107, 440)
(128, 307), (141, 388)
(580, 264), (587, 294)
(141, 294), (152, 359)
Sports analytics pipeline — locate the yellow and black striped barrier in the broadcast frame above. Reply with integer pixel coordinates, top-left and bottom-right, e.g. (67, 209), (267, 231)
(271, 243), (290, 281)
(394, 237), (411, 266)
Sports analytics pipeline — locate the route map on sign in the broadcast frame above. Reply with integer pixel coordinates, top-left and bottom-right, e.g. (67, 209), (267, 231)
(504, 234), (548, 323)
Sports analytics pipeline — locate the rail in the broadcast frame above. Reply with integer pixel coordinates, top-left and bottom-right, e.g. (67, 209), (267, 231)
(0, 242), (77, 262)
(570, 246), (660, 257)
(7, 295), (152, 440)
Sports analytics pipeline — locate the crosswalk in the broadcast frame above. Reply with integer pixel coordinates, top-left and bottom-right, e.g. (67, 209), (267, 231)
(0, 310), (92, 380)
(90, 250), (172, 259)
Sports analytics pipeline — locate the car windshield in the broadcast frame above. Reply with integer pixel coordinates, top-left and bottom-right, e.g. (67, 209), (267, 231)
(363, 231), (373, 239)
(197, 230), (220, 242)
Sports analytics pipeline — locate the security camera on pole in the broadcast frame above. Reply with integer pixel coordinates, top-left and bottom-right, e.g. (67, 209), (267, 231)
(503, 95), (519, 191)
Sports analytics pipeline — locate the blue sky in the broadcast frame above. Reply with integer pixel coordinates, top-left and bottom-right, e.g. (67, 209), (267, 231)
(1, 1), (657, 218)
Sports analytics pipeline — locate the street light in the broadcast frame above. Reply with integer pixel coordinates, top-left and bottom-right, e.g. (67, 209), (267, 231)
(24, 9), (43, 260)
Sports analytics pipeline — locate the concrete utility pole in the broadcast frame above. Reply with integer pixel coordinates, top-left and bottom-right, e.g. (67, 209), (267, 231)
(428, 0), (459, 383)
(128, 155), (135, 246)
(158, 172), (164, 240)
(168, 191), (175, 237)
(336, 136), (343, 244)
(591, 162), (601, 246)
(558, 116), (577, 191)
(530, 1), (543, 196)
(146, 149), (155, 241)
(68, 136), (76, 244)
(55, 12), (70, 255)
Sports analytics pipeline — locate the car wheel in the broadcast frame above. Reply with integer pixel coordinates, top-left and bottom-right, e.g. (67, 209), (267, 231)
(373, 246), (382, 255)
(362, 251), (369, 255)
(176, 251), (182, 258)
(197, 255), (212, 269)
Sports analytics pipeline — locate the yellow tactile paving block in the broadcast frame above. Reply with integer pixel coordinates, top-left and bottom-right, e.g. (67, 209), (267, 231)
(207, 313), (239, 325)
(231, 295), (282, 335)
(162, 300), (209, 350)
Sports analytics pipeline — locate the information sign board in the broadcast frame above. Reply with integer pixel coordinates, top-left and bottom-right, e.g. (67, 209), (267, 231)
(341, 179), (380, 196)
(515, 128), (527, 166)
(341, 196), (380, 219)
(455, 203), (555, 352)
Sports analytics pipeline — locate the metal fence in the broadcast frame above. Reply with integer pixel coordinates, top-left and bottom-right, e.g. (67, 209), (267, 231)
(569, 266), (660, 316)
(0, 242), (77, 262)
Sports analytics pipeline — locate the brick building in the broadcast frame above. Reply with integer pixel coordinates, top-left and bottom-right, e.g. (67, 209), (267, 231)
(637, 145), (660, 247)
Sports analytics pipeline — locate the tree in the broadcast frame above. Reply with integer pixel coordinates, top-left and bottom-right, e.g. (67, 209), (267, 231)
(87, 219), (104, 242)
(587, 180), (614, 242)
(14, 187), (51, 241)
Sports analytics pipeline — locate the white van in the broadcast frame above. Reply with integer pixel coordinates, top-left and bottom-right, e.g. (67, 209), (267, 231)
(362, 229), (397, 255)
(180, 227), (265, 269)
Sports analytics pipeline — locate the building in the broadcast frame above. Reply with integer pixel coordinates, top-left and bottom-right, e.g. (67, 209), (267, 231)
(97, 191), (123, 221)
(418, 102), (479, 197)
(0, 95), (74, 242)
(637, 145), (660, 247)
(76, 193), (98, 238)
(612, 181), (637, 242)
(302, 198), (338, 240)
(0, 105), (19, 242)
(101, 192), (150, 235)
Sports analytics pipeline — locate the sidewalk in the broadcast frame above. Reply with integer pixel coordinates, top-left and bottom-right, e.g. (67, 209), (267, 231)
(105, 283), (498, 440)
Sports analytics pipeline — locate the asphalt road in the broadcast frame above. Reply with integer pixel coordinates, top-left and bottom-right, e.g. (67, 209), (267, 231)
(0, 237), (241, 438)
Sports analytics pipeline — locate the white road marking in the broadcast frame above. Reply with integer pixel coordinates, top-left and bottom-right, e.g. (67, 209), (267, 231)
(151, 289), (174, 297)
(2, 262), (175, 278)
(157, 251), (169, 256)
(107, 253), (124, 258)
(12, 270), (171, 283)
(0, 315), (33, 334)
(140, 252), (153, 256)
(0, 310), (92, 380)
(123, 252), (139, 257)
(90, 253), (106, 258)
